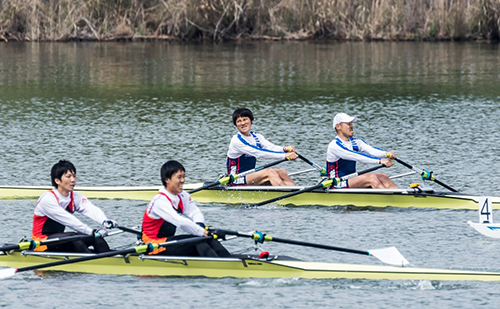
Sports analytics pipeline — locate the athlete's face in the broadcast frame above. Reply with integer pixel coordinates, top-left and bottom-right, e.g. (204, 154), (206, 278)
(55, 170), (76, 196)
(166, 170), (185, 195)
(235, 116), (252, 136)
(336, 121), (354, 139)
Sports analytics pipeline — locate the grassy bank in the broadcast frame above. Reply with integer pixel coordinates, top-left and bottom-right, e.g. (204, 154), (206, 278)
(1, 0), (499, 42)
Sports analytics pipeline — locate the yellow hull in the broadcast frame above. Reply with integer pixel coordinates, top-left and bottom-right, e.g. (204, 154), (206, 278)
(0, 184), (498, 210)
(1, 251), (500, 281)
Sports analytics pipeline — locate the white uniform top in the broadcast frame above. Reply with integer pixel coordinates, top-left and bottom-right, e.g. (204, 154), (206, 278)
(227, 131), (286, 160)
(145, 187), (205, 236)
(34, 189), (108, 235)
(327, 136), (386, 164)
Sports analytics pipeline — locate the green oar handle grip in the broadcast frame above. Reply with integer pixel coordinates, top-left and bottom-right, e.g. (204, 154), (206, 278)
(252, 231), (273, 243)
(218, 175), (234, 185)
(421, 170), (435, 181)
(394, 158), (458, 192)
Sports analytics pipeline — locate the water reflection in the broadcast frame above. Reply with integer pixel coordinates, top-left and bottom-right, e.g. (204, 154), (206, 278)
(0, 41), (499, 196)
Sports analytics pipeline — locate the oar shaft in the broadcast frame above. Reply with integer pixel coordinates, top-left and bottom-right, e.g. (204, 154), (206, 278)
(394, 158), (413, 170)
(297, 153), (323, 172)
(1, 234), (94, 252)
(340, 164), (385, 180)
(188, 158), (288, 194)
(15, 247), (135, 273)
(288, 168), (316, 177)
(214, 229), (368, 255)
(434, 179), (458, 192)
(251, 158), (288, 174)
(269, 236), (369, 256)
(117, 225), (142, 236)
(394, 158), (458, 192)
(251, 164), (385, 207)
(13, 236), (212, 274)
(252, 183), (324, 207)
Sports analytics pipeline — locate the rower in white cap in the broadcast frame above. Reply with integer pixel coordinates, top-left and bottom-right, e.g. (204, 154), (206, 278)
(325, 113), (398, 189)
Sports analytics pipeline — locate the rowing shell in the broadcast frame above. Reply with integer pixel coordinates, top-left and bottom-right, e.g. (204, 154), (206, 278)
(1, 184), (499, 210)
(1, 251), (500, 281)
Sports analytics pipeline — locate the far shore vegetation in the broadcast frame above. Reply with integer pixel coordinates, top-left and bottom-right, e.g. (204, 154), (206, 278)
(1, 0), (500, 42)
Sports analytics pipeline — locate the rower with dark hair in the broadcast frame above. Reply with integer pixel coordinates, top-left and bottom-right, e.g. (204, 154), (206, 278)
(142, 160), (231, 257)
(32, 160), (117, 253)
(227, 108), (298, 186)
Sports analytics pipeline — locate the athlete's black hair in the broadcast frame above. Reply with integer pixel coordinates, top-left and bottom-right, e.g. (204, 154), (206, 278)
(161, 160), (185, 187)
(232, 108), (254, 126)
(51, 160), (76, 188)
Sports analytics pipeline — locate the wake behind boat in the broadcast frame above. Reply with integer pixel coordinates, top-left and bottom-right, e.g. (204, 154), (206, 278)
(1, 183), (499, 210)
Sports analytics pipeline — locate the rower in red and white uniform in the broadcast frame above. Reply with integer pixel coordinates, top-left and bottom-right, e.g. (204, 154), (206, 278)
(142, 160), (231, 257)
(226, 108), (298, 186)
(32, 160), (117, 252)
(326, 113), (398, 189)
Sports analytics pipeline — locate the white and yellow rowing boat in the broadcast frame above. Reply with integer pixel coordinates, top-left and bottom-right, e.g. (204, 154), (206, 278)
(1, 250), (500, 281)
(1, 184), (499, 210)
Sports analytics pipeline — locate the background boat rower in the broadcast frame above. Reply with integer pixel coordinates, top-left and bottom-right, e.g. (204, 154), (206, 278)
(326, 113), (398, 189)
(226, 108), (298, 186)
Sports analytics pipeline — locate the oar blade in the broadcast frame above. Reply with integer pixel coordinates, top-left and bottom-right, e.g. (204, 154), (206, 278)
(0, 268), (17, 279)
(368, 247), (409, 266)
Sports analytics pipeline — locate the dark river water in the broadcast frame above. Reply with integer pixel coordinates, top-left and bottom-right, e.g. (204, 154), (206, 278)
(1, 41), (500, 308)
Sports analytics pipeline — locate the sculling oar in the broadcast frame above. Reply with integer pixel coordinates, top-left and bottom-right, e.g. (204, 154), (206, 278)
(251, 164), (386, 207)
(296, 153), (327, 176)
(188, 158), (288, 194)
(0, 234), (94, 252)
(288, 168), (316, 177)
(210, 229), (409, 266)
(116, 225), (142, 236)
(0, 235), (215, 279)
(394, 158), (458, 192)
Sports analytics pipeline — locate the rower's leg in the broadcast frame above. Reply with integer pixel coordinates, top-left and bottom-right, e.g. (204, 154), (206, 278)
(206, 239), (231, 257)
(46, 232), (92, 253)
(348, 173), (398, 189)
(347, 174), (383, 189)
(194, 242), (219, 257)
(157, 235), (199, 257)
(274, 168), (297, 186)
(375, 173), (399, 189)
(246, 169), (295, 186)
(91, 238), (112, 253)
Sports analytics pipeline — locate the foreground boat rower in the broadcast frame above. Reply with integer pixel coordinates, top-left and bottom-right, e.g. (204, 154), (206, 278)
(1, 250), (500, 281)
(1, 184), (499, 210)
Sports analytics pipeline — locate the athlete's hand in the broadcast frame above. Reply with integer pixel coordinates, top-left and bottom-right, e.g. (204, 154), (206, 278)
(380, 158), (394, 167)
(385, 151), (396, 159)
(93, 228), (108, 238)
(283, 145), (296, 153)
(102, 219), (118, 229)
(285, 152), (298, 160)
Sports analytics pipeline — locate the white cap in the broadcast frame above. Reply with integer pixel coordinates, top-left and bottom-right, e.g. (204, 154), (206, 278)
(333, 113), (357, 129)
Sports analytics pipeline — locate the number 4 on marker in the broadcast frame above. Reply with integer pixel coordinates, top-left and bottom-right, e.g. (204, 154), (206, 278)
(479, 197), (492, 224)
